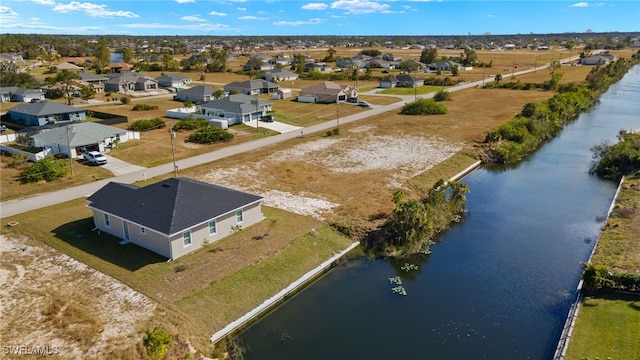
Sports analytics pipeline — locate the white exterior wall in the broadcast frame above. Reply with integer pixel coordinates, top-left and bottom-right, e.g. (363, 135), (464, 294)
(297, 95), (317, 103)
(91, 201), (263, 260)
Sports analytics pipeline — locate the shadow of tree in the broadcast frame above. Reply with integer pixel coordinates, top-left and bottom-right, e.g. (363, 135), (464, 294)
(52, 218), (166, 271)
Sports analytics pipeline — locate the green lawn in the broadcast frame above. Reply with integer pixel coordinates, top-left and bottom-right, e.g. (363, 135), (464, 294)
(377, 85), (448, 96)
(564, 294), (640, 360)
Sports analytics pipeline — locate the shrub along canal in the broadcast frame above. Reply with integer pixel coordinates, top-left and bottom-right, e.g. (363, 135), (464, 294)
(237, 65), (640, 359)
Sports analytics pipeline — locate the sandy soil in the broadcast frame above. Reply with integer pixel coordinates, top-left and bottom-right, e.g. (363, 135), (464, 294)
(203, 125), (461, 220)
(0, 235), (156, 359)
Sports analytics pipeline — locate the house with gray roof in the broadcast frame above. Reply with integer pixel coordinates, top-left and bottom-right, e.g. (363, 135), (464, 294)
(298, 81), (357, 103)
(263, 68), (299, 82)
(199, 94), (272, 125)
(156, 73), (192, 89)
(175, 85), (217, 103)
(104, 72), (158, 93)
(223, 79), (279, 96)
(8, 100), (86, 126)
(0, 86), (45, 103)
(87, 177), (264, 260)
(30, 122), (138, 158)
(0, 86), (21, 102)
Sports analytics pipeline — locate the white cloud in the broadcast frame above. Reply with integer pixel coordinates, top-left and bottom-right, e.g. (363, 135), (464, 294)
(122, 22), (231, 32)
(238, 15), (267, 20)
(0, 6), (18, 17)
(331, 0), (391, 14)
(302, 3), (328, 10)
(32, 0), (57, 5)
(237, 7), (247, 11)
(175, 0), (195, 3)
(182, 15), (206, 22)
(569, 2), (589, 7)
(209, 10), (227, 16)
(52, 2), (139, 17)
(273, 18), (324, 26)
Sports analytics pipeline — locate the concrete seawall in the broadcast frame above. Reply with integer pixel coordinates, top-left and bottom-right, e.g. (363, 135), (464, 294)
(552, 176), (626, 360)
(210, 241), (360, 344)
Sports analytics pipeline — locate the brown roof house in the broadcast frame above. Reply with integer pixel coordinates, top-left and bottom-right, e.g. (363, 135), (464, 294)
(298, 81), (358, 103)
(87, 177), (264, 260)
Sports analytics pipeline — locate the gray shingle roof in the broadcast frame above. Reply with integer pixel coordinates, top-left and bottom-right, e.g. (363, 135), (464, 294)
(200, 94), (270, 114)
(87, 177), (263, 236)
(9, 100), (84, 117)
(31, 122), (126, 147)
(177, 85), (215, 97)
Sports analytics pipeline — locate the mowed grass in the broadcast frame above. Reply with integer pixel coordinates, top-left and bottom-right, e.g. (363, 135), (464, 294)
(590, 170), (640, 273)
(0, 198), (352, 348)
(564, 293), (640, 360)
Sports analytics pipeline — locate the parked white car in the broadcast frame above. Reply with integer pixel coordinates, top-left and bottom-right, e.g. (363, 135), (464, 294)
(83, 151), (107, 165)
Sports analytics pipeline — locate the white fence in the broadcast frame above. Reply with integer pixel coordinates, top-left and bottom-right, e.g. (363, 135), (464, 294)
(0, 144), (52, 162)
(0, 133), (16, 144)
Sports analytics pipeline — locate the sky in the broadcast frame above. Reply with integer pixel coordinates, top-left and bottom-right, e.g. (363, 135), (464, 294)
(0, 0), (638, 36)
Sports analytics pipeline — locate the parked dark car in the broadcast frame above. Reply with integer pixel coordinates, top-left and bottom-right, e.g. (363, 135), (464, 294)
(260, 115), (275, 122)
(346, 97), (358, 104)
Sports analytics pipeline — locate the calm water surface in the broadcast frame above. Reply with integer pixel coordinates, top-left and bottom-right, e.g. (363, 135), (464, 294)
(239, 66), (640, 359)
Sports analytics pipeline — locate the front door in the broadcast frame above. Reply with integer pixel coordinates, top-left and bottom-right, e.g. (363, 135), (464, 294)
(123, 221), (130, 241)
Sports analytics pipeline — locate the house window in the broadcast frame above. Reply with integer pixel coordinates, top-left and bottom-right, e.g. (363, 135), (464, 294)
(183, 231), (192, 247)
(140, 227), (146, 235)
(104, 213), (110, 227)
(236, 210), (243, 224)
(208, 221), (217, 235)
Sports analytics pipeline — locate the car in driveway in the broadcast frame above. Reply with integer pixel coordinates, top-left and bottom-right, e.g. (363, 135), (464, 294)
(357, 101), (370, 107)
(260, 115), (275, 122)
(83, 151), (107, 165)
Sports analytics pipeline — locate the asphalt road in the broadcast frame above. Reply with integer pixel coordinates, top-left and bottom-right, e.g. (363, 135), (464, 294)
(0, 58), (576, 218)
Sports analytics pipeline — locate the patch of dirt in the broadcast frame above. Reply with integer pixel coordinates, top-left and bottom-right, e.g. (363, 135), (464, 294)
(203, 126), (461, 220)
(0, 235), (156, 359)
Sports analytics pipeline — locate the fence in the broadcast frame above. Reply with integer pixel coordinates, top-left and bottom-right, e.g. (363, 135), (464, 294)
(0, 144), (51, 162)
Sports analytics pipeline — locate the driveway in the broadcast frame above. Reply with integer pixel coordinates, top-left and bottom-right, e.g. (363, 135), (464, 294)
(245, 120), (303, 134)
(101, 155), (146, 176)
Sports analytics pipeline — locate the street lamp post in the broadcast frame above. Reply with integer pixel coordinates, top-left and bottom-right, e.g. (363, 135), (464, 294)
(169, 122), (178, 177)
(336, 94), (340, 129)
(66, 125), (75, 175)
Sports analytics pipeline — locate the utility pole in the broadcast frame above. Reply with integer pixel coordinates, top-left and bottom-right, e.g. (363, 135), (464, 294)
(169, 122), (178, 177)
(336, 94), (340, 129)
(65, 125), (75, 175)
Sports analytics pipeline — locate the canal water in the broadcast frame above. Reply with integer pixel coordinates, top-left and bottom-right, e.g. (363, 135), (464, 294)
(239, 66), (640, 359)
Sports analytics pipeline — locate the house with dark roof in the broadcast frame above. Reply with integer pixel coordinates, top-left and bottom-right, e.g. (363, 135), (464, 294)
(87, 177), (264, 260)
(104, 72), (158, 93)
(30, 122), (138, 158)
(175, 85), (217, 103)
(198, 94), (272, 125)
(298, 81), (357, 103)
(223, 79), (279, 96)
(0, 86), (45, 103)
(8, 100), (86, 126)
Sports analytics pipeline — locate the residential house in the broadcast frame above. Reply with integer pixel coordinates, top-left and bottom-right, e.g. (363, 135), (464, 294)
(30, 122), (138, 158)
(223, 79), (279, 96)
(77, 72), (109, 93)
(382, 53), (402, 62)
(198, 94), (272, 125)
(379, 77), (399, 89)
(366, 59), (394, 69)
(273, 88), (292, 100)
(0, 86), (45, 102)
(156, 74), (193, 89)
(104, 72), (159, 93)
(428, 60), (463, 72)
(0, 53), (24, 64)
(298, 81), (357, 103)
(580, 55), (611, 66)
(396, 74), (424, 88)
(8, 100), (86, 126)
(263, 68), (299, 82)
(304, 62), (332, 73)
(105, 62), (134, 73)
(175, 85), (217, 103)
(87, 177), (264, 260)
(336, 57), (366, 69)
(11, 88), (46, 102)
(55, 62), (84, 72)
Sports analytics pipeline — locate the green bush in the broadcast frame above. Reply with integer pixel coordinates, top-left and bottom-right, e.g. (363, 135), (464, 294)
(400, 99), (447, 115)
(132, 104), (158, 111)
(186, 127), (233, 144)
(173, 117), (210, 131)
(433, 90), (452, 102)
(143, 327), (171, 360)
(22, 156), (68, 183)
(120, 96), (131, 104)
(325, 128), (340, 137)
(591, 131), (640, 180)
(128, 118), (166, 132)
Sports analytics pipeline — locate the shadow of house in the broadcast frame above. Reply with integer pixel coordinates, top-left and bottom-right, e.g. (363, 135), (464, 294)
(53, 218), (167, 271)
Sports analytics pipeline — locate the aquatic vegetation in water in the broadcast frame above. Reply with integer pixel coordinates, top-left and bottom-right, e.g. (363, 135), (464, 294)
(392, 286), (407, 296)
(401, 263), (419, 272)
(388, 276), (402, 285)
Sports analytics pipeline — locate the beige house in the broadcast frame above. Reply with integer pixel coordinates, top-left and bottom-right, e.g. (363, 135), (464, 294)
(87, 177), (263, 260)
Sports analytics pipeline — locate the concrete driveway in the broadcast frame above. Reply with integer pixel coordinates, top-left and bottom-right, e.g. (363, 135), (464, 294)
(101, 155), (146, 176)
(245, 120), (303, 134)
